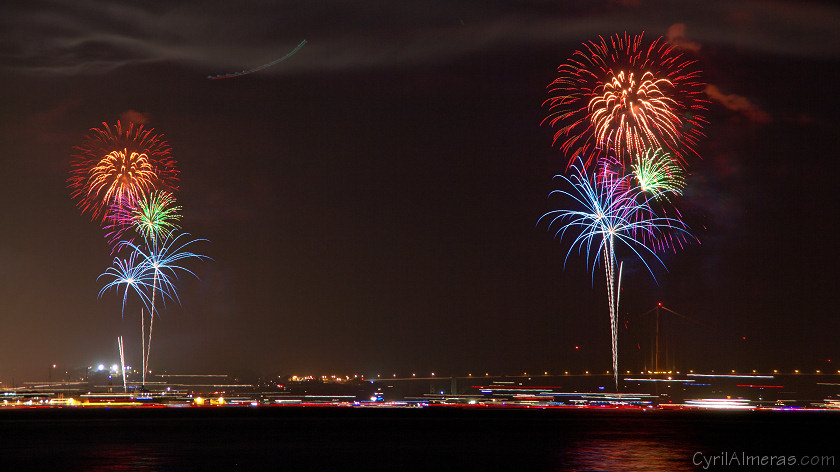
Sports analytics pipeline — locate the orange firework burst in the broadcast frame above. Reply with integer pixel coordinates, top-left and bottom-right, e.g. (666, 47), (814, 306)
(543, 33), (707, 169)
(69, 121), (179, 223)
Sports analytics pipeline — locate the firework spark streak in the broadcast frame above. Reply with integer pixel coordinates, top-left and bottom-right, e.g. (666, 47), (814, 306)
(103, 191), (182, 254)
(118, 336), (127, 393)
(543, 33), (707, 169)
(97, 251), (158, 317)
(99, 232), (207, 384)
(615, 149), (694, 253)
(69, 121), (179, 223)
(631, 148), (686, 200)
(121, 232), (209, 379)
(103, 201), (138, 251)
(123, 232), (209, 307)
(538, 159), (692, 388)
(131, 190), (181, 374)
(134, 191), (182, 243)
(77, 120), (210, 387)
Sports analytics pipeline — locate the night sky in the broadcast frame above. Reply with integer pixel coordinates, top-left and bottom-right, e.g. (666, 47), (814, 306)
(1, 0), (838, 383)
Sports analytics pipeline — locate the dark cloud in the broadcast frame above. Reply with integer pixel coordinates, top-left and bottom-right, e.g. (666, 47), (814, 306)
(4, 0), (839, 79)
(705, 84), (772, 123)
(609, 0), (643, 7)
(665, 23), (701, 52)
(30, 98), (85, 135)
(119, 109), (152, 125)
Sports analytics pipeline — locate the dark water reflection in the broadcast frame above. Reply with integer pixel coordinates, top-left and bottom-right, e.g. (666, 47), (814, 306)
(0, 408), (834, 471)
(83, 445), (163, 472)
(553, 411), (700, 471)
(563, 437), (695, 471)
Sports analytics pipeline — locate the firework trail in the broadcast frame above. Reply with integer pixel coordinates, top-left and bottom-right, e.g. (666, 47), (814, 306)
(543, 33), (707, 169)
(118, 336), (127, 393)
(208, 39), (307, 79)
(130, 190), (182, 370)
(69, 121), (179, 223)
(99, 232), (206, 385)
(538, 158), (692, 388)
(99, 251), (160, 385)
(101, 192), (184, 377)
(122, 231), (209, 379)
(75, 121), (210, 386)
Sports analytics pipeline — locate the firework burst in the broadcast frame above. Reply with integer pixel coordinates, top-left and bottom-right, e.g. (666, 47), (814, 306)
(125, 231), (209, 308)
(619, 149), (694, 253)
(103, 190), (182, 253)
(69, 121), (179, 223)
(76, 120), (210, 386)
(543, 33), (707, 169)
(99, 231), (207, 385)
(134, 191), (182, 243)
(97, 251), (158, 317)
(103, 201), (139, 252)
(121, 231), (209, 383)
(631, 148), (686, 200)
(539, 158), (692, 388)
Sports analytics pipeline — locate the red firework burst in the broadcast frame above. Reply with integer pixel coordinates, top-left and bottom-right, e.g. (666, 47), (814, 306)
(543, 32), (707, 169)
(69, 121), (179, 223)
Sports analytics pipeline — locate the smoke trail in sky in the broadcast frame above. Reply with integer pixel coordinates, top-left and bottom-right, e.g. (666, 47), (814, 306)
(208, 40), (307, 79)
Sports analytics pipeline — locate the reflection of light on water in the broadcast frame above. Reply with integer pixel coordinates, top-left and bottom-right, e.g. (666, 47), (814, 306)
(84, 445), (162, 472)
(567, 437), (695, 472)
(683, 398), (752, 409)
